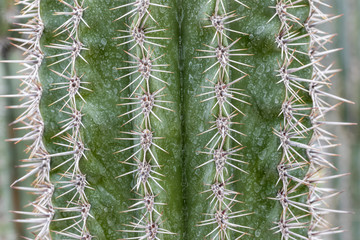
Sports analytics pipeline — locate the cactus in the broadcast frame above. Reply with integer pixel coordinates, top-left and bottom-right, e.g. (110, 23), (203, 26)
(1, 0), (355, 239)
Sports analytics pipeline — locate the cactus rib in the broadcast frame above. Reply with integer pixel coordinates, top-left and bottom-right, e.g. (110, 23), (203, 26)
(0, 0), (54, 239)
(41, 0), (94, 238)
(193, 0), (253, 239)
(1, 0), (354, 239)
(305, 1), (354, 238)
(113, 0), (176, 239)
(270, 0), (353, 239)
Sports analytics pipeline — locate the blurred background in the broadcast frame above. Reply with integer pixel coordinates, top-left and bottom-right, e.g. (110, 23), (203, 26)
(0, 0), (32, 239)
(0, 0), (358, 239)
(326, 1), (360, 239)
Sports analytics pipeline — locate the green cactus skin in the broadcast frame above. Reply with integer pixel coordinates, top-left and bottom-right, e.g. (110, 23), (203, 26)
(182, 0), (312, 239)
(39, 0), (184, 239)
(3, 0), (353, 239)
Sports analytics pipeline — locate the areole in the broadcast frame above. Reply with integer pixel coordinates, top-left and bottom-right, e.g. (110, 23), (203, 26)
(2, 0), (353, 239)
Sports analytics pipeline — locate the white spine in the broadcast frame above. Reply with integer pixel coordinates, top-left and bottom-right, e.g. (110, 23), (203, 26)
(3, 0), (54, 239)
(196, 0), (252, 239)
(306, 1), (352, 238)
(270, 0), (352, 239)
(113, 0), (174, 238)
(46, 0), (93, 238)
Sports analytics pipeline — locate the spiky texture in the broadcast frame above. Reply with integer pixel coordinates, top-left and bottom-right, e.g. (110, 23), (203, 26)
(1, 0), (54, 239)
(38, 0), (93, 238)
(270, 1), (354, 239)
(2, 0), (353, 239)
(193, 1), (253, 239)
(112, 1), (180, 239)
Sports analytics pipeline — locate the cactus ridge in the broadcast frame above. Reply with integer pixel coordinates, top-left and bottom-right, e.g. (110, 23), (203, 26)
(113, 0), (174, 239)
(270, 0), (321, 238)
(195, 0), (253, 238)
(0, 0), (55, 239)
(43, 0), (93, 238)
(270, 0), (354, 239)
(2, 0), (355, 239)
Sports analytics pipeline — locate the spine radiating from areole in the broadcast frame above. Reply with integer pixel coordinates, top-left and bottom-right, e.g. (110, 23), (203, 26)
(1, 0), (54, 238)
(2, 0), (354, 239)
(305, 1), (354, 238)
(44, 0), (93, 238)
(112, 0), (182, 239)
(194, 0), (252, 238)
(270, 1), (313, 238)
(270, 0), (353, 239)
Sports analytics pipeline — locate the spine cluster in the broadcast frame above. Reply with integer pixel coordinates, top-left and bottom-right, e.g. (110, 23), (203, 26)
(271, 0), (352, 239)
(113, 0), (174, 238)
(2, 0), (54, 239)
(306, 1), (353, 238)
(196, 0), (252, 238)
(45, 0), (93, 238)
(3, 0), (353, 239)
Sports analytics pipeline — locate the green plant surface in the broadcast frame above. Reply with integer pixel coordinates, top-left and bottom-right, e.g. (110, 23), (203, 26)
(182, 0), (311, 239)
(3, 0), (353, 239)
(39, 0), (183, 239)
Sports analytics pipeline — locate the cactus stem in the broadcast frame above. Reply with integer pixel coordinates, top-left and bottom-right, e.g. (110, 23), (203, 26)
(194, 0), (252, 238)
(44, 0), (94, 236)
(4, 0), (353, 238)
(114, 0), (175, 237)
(269, 0), (354, 238)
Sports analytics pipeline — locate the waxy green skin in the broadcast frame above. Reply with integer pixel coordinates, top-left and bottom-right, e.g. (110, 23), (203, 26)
(182, 0), (311, 239)
(39, 0), (311, 239)
(40, 0), (135, 238)
(228, 1), (311, 238)
(40, 0), (183, 239)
